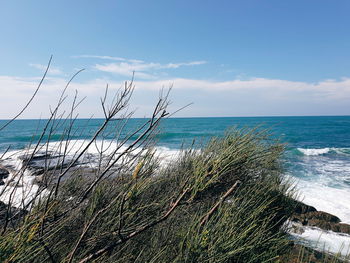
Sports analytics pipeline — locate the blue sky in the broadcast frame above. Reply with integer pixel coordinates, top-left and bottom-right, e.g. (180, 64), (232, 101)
(1, 0), (350, 118)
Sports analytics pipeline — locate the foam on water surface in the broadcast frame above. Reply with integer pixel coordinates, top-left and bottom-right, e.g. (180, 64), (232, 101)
(0, 139), (180, 209)
(289, 147), (350, 223)
(297, 147), (350, 156)
(298, 148), (331, 156)
(289, 224), (350, 257)
(1, 116), (350, 256)
(296, 180), (350, 224)
(0, 150), (48, 208)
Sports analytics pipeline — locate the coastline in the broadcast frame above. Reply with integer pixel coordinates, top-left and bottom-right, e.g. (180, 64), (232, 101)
(1, 117), (350, 261)
(1, 144), (350, 260)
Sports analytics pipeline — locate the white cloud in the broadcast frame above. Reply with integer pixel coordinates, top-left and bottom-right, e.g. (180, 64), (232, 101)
(164, 61), (207, 69)
(72, 55), (128, 61)
(134, 77), (350, 99)
(29, 63), (62, 75)
(73, 55), (147, 64)
(94, 62), (157, 79)
(0, 75), (350, 119)
(93, 60), (207, 79)
(72, 55), (207, 79)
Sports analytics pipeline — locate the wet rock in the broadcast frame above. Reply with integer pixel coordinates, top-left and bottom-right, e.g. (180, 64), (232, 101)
(0, 167), (9, 175)
(292, 199), (317, 214)
(307, 219), (350, 235)
(291, 211), (340, 225)
(306, 211), (340, 223)
(0, 167), (9, 179)
(291, 203), (350, 235)
(18, 153), (53, 162)
(336, 223), (350, 234)
(18, 151), (78, 176)
(289, 222), (305, 234)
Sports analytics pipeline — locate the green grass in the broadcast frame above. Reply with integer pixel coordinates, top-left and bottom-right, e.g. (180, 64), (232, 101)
(0, 127), (309, 262)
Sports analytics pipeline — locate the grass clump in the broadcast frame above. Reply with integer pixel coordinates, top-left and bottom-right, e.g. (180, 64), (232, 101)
(0, 74), (338, 262)
(0, 126), (296, 262)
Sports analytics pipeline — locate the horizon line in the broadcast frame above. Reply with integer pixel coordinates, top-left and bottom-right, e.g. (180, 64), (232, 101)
(1, 114), (350, 121)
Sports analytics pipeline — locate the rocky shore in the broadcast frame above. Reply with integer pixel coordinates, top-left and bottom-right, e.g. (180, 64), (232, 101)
(292, 200), (350, 236)
(0, 167), (9, 186)
(0, 153), (350, 261)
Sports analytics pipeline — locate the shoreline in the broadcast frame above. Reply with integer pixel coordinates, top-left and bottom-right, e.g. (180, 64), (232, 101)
(1, 149), (350, 259)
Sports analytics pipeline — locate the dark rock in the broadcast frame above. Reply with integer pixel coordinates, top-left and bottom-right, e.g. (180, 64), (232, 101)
(18, 153), (52, 162)
(292, 199), (317, 214)
(0, 174), (8, 180)
(0, 167), (9, 179)
(291, 210), (350, 235)
(0, 180), (4, 185)
(336, 223), (350, 234)
(0, 167), (9, 175)
(306, 211), (341, 223)
(17, 151), (78, 176)
(309, 220), (350, 235)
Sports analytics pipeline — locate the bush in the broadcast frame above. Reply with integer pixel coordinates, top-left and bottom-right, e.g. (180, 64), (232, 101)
(0, 73), (315, 262)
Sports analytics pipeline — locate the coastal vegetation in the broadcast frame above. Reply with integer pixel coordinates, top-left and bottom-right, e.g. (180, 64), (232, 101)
(0, 71), (348, 262)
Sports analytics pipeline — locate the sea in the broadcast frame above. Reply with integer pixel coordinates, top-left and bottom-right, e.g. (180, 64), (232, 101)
(1, 116), (350, 255)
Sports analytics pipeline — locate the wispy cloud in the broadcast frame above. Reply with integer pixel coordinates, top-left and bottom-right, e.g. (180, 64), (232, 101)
(133, 77), (350, 100)
(29, 63), (62, 75)
(164, 61), (207, 69)
(73, 55), (146, 64)
(94, 62), (157, 79)
(93, 59), (206, 79)
(1, 74), (350, 118)
(73, 55), (206, 79)
(72, 55), (128, 61)
(2, 75), (350, 99)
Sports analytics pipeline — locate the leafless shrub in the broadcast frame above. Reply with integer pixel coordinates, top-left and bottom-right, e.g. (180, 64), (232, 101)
(0, 61), (318, 263)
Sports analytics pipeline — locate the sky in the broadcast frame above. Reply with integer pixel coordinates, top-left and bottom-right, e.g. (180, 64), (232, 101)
(0, 0), (350, 119)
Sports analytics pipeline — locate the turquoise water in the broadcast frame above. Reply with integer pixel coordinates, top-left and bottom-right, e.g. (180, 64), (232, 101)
(2, 116), (350, 150)
(1, 116), (350, 222)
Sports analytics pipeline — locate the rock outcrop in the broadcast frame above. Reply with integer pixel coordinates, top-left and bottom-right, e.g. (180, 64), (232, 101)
(291, 200), (350, 235)
(0, 167), (10, 185)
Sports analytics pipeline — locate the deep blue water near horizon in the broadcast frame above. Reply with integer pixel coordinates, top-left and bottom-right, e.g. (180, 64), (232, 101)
(1, 116), (350, 223)
(2, 116), (350, 150)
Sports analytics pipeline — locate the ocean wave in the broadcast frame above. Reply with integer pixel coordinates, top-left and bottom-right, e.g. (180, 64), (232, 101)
(296, 179), (350, 224)
(0, 140), (181, 209)
(0, 140), (181, 170)
(289, 224), (350, 257)
(297, 147), (350, 156)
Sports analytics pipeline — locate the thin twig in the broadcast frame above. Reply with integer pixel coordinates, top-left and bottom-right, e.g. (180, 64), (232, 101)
(200, 180), (241, 226)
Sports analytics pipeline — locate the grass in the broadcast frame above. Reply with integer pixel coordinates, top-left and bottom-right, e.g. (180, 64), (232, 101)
(0, 75), (346, 262)
(0, 127), (298, 262)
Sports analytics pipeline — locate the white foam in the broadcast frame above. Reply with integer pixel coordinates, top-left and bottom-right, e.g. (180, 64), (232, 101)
(0, 140), (181, 209)
(0, 148), (46, 208)
(333, 148), (350, 155)
(290, 224), (350, 257)
(298, 148), (330, 156)
(155, 146), (181, 165)
(0, 172), (48, 208)
(297, 147), (350, 156)
(295, 179), (350, 224)
(291, 153), (350, 224)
